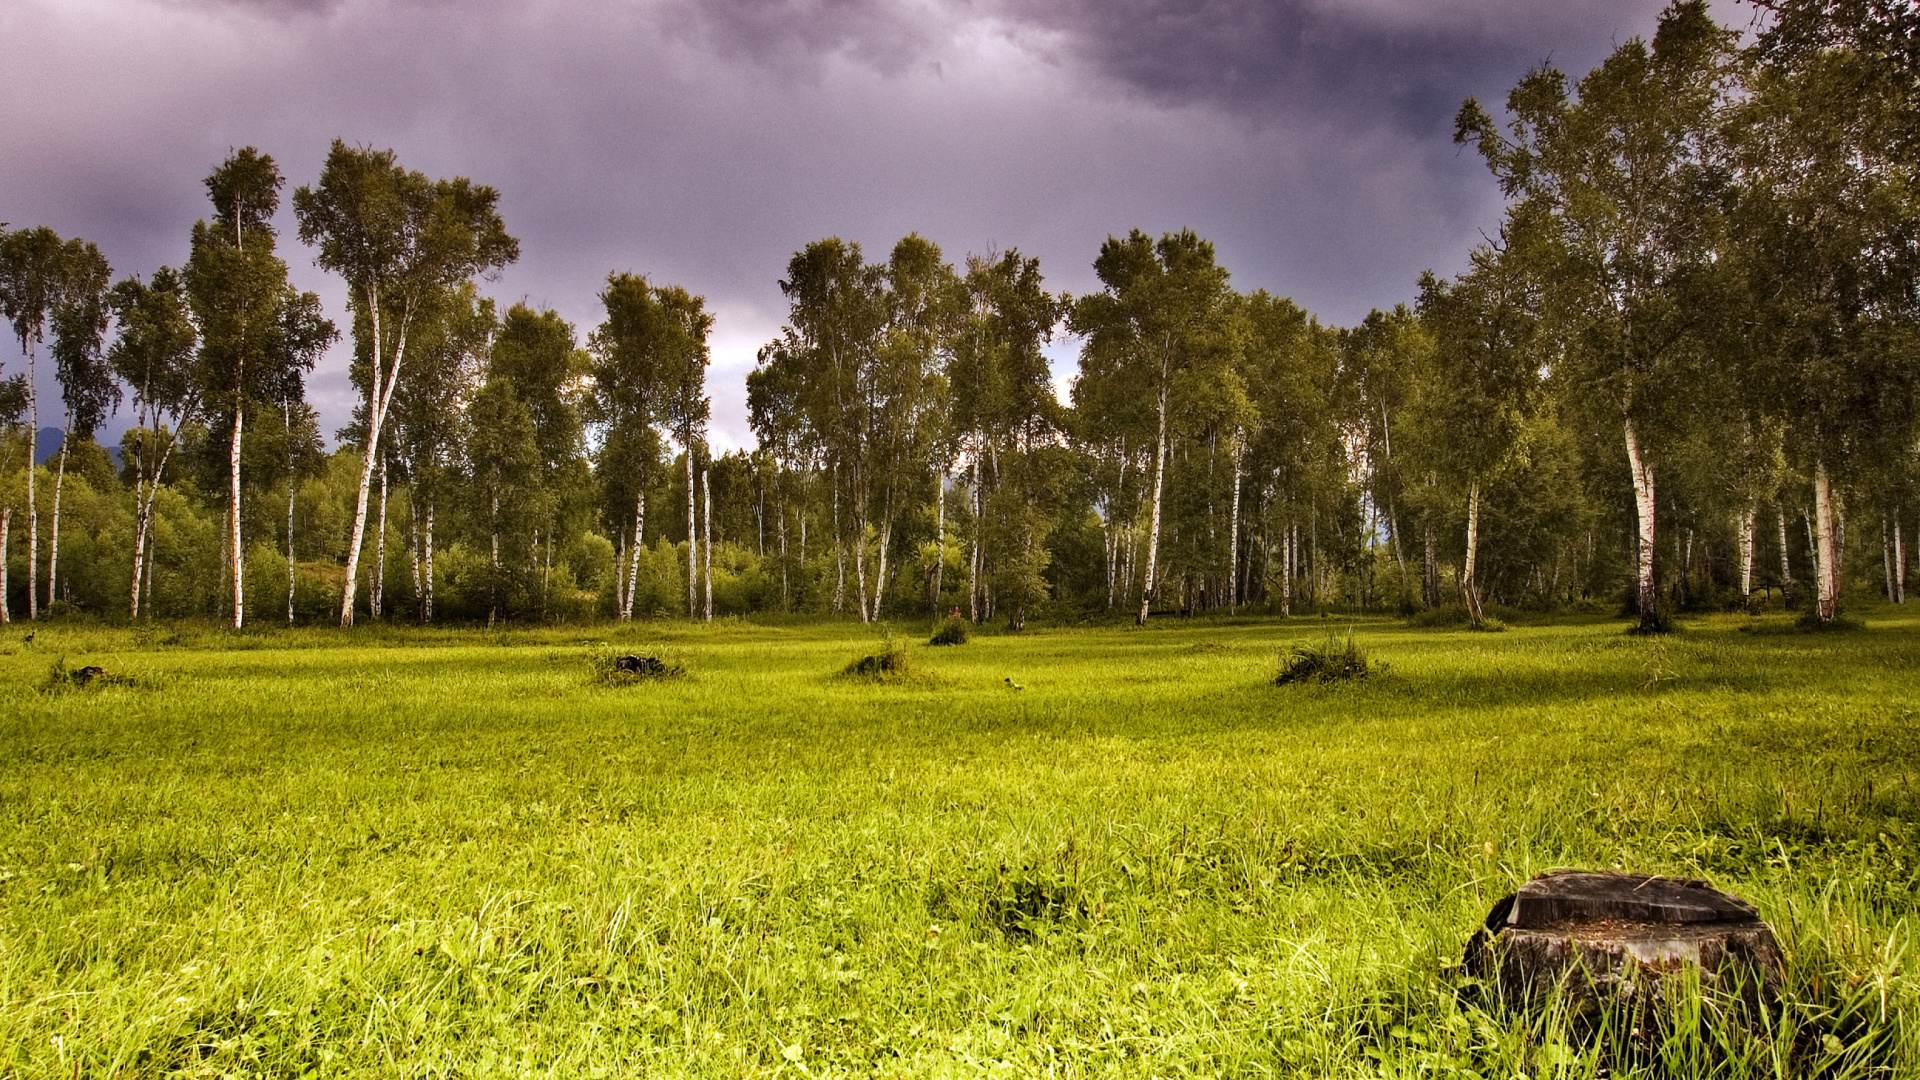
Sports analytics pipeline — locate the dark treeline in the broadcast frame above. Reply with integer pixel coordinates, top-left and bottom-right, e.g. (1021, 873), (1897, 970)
(1, 0), (1916, 629)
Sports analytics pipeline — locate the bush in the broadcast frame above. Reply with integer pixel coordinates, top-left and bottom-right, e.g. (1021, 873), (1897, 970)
(928, 617), (970, 646)
(1468, 616), (1508, 633)
(1406, 605), (1470, 628)
(843, 632), (913, 681)
(1275, 631), (1376, 685)
(585, 644), (684, 685)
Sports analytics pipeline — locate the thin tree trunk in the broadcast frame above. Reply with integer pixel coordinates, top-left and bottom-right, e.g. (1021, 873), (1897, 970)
(1895, 512), (1907, 605)
(340, 296), (410, 627)
(1814, 457), (1839, 622)
(1138, 380), (1172, 627)
(229, 399), (245, 629)
(423, 501), (436, 624)
(46, 425), (68, 613)
(1624, 417), (1658, 629)
(1281, 519), (1294, 618)
(624, 492), (645, 620)
(1737, 504), (1756, 599)
(931, 469), (945, 612)
(1883, 515), (1895, 603)
(489, 492), (500, 626)
(372, 455), (389, 619)
(1228, 436), (1244, 608)
(1776, 502), (1794, 604)
(25, 340), (38, 621)
(1423, 514), (1439, 610)
(1463, 480), (1485, 625)
(778, 490), (790, 609)
(288, 403), (299, 624)
(969, 456), (982, 622)
(686, 449), (699, 617)
(0, 507), (9, 623)
(870, 487), (893, 621)
(702, 464), (713, 622)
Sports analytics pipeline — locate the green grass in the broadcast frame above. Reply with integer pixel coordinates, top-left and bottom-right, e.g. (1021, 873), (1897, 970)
(1, 607), (1917, 1077)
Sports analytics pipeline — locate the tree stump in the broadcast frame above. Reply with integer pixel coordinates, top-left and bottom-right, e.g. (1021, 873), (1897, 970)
(1464, 871), (1782, 1016)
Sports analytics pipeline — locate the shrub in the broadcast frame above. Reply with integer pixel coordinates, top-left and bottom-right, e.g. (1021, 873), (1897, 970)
(928, 618), (970, 646)
(1406, 606), (1470, 628)
(843, 632), (913, 680)
(1276, 631), (1376, 685)
(1468, 616), (1508, 633)
(585, 644), (684, 685)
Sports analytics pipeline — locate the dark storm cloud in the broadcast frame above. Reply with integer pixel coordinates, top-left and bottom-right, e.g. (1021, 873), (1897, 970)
(1, 0), (1729, 451)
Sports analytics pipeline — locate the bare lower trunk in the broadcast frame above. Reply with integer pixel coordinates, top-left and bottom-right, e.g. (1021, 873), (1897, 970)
(0, 507), (9, 623)
(1422, 515), (1439, 609)
(777, 492), (789, 609)
(1813, 457), (1839, 622)
(340, 297), (410, 628)
(1884, 516), (1895, 603)
(372, 457), (388, 619)
(968, 457), (982, 622)
(229, 402), (245, 629)
(25, 346), (38, 621)
(930, 472), (945, 612)
(1624, 417), (1657, 629)
(624, 492), (645, 620)
(1896, 513), (1907, 605)
(1227, 439), (1244, 608)
(288, 470), (298, 624)
(423, 502), (436, 624)
(686, 449), (699, 617)
(47, 430), (68, 613)
(1775, 502), (1793, 604)
(489, 493), (500, 626)
(1463, 480), (1485, 624)
(1138, 383), (1171, 627)
(1281, 519), (1295, 618)
(1737, 504), (1755, 599)
(870, 493), (892, 622)
(702, 465), (713, 622)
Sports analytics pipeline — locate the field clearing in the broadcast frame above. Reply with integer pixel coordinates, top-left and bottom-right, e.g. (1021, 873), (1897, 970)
(2, 611), (1918, 1077)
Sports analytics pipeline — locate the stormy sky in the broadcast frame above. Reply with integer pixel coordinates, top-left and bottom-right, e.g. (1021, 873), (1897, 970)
(2, 0), (1746, 451)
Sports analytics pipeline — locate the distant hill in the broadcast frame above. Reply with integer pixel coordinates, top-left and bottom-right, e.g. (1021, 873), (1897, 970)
(33, 427), (125, 470)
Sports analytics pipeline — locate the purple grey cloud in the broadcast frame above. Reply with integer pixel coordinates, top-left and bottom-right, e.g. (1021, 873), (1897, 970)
(2, 0), (1735, 452)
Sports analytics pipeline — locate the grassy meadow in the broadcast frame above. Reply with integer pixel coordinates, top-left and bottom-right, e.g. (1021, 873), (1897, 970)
(1, 608), (1917, 1077)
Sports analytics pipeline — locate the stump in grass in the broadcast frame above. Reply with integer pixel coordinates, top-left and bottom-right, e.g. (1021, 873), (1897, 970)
(615, 654), (668, 676)
(1464, 871), (1782, 1017)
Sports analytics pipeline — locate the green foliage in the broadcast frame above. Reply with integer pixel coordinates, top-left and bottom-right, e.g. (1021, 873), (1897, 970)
(1276, 630), (1376, 684)
(928, 617), (970, 646)
(584, 643), (684, 685)
(841, 630), (913, 680)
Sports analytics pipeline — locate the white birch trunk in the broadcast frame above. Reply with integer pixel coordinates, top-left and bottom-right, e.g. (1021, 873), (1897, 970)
(1896, 513), (1907, 605)
(1737, 505), (1755, 599)
(339, 295), (410, 627)
(930, 470), (945, 612)
(686, 449), (698, 617)
(46, 428), (69, 613)
(0, 507), (9, 623)
(969, 456), (982, 622)
(1776, 502), (1794, 604)
(1281, 519), (1294, 618)
(1623, 417), (1658, 628)
(702, 465), (713, 622)
(1813, 457), (1839, 622)
(229, 400), (245, 629)
(624, 492), (645, 620)
(1227, 436), (1244, 608)
(372, 455), (388, 619)
(25, 340), (38, 621)
(1137, 379), (1171, 627)
(1463, 480), (1485, 624)
(423, 502), (436, 624)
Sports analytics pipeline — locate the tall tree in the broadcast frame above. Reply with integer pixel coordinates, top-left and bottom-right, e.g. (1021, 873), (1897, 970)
(658, 297), (712, 619)
(590, 273), (703, 620)
(45, 239), (114, 612)
(1069, 229), (1238, 625)
(1456, 0), (1739, 630)
(0, 225), (67, 619)
(294, 140), (518, 626)
(108, 267), (199, 618)
(185, 148), (334, 628)
(489, 303), (589, 617)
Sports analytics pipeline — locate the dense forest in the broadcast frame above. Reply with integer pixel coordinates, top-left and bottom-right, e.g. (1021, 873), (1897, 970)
(0, 0), (1915, 631)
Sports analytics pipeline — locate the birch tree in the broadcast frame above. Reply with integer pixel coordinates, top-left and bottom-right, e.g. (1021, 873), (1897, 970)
(46, 240), (114, 612)
(1456, 0), (1738, 631)
(108, 267), (199, 618)
(0, 225), (67, 619)
(1069, 229), (1236, 625)
(294, 140), (517, 626)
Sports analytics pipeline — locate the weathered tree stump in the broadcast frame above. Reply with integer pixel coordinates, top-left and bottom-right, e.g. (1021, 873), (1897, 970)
(1464, 871), (1782, 1016)
(614, 654), (666, 675)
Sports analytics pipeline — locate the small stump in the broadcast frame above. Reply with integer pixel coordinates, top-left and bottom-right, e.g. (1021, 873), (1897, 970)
(1464, 871), (1782, 1017)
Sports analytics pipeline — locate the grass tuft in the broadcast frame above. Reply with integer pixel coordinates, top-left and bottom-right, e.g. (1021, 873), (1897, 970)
(928, 617), (970, 646)
(842, 631), (914, 680)
(1276, 630), (1377, 685)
